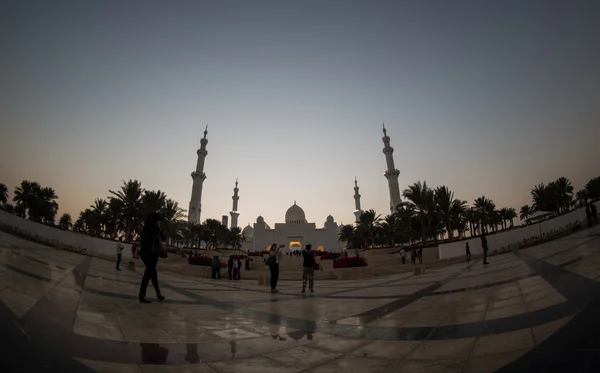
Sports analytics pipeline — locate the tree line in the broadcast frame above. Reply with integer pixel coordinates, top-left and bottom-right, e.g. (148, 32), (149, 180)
(0, 179), (245, 250)
(338, 176), (599, 249)
(1, 175), (598, 250)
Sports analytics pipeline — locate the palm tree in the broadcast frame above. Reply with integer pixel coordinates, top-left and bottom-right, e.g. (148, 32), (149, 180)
(104, 198), (124, 239)
(393, 202), (415, 244)
(449, 199), (468, 238)
(434, 186), (465, 240)
(203, 218), (224, 250)
(505, 207), (517, 227)
(403, 181), (434, 245)
(520, 205), (533, 222)
(499, 208), (509, 230)
(464, 208), (477, 237)
(58, 213), (72, 230)
(109, 180), (144, 243)
(228, 226), (246, 250)
(586, 176), (600, 200)
(338, 224), (355, 248)
(358, 209), (381, 247)
(379, 214), (397, 245)
(474, 196), (495, 234)
(13, 180), (39, 218)
(142, 190), (167, 215)
(554, 177), (574, 213)
(162, 199), (186, 245)
(89, 198), (107, 237)
(26, 185), (59, 224)
(575, 189), (589, 208)
(0, 183), (8, 205)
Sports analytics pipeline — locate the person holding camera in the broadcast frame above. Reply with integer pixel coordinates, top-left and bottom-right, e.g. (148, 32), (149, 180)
(267, 243), (283, 293)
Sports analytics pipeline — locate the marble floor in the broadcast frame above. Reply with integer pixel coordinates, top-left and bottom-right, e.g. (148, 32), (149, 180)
(2, 227), (600, 372)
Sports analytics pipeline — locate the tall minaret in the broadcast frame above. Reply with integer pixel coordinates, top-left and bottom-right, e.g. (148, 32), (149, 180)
(229, 178), (240, 229)
(353, 177), (362, 223)
(188, 125), (209, 224)
(382, 123), (402, 213)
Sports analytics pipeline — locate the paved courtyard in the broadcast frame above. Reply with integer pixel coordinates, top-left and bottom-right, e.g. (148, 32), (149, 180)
(2, 227), (600, 372)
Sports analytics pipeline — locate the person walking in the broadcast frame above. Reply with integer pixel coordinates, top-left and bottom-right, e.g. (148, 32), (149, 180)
(400, 248), (406, 264)
(116, 237), (124, 271)
(302, 244), (316, 293)
(267, 243), (282, 293)
(138, 212), (165, 303)
(481, 232), (489, 265)
(465, 242), (471, 262)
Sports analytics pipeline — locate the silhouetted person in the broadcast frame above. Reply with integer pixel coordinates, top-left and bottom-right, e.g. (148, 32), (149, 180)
(116, 237), (124, 271)
(212, 256), (221, 279)
(268, 243), (282, 293)
(233, 257), (239, 280)
(228, 257), (234, 280)
(245, 256), (250, 270)
(465, 242), (471, 262)
(138, 212), (165, 303)
(481, 232), (489, 265)
(302, 244), (316, 293)
(590, 202), (598, 224)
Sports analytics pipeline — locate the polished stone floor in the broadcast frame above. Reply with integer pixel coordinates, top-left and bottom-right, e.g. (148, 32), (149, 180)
(2, 227), (600, 372)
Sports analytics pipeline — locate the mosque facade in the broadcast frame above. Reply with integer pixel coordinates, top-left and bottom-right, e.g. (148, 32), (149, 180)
(188, 124), (401, 251)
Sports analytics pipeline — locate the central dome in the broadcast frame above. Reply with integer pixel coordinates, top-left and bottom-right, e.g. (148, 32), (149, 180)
(285, 202), (306, 223)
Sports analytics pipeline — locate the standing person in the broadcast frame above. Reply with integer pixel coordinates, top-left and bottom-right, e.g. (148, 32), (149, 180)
(590, 201), (598, 225)
(232, 257), (239, 280)
(301, 244), (316, 293)
(138, 212), (166, 303)
(267, 244), (282, 293)
(465, 242), (471, 262)
(212, 256), (221, 279)
(400, 248), (406, 264)
(418, 247), (423, 264)
(245, 256), (250, 270)
(116, 237), (124, 271)
(228, 256), (234, 280)
(481, 232), (489, 265)
(411, 248), (416, 264)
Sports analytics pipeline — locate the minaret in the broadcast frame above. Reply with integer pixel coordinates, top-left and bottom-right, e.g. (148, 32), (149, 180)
(229, 178), (240, 229)
(353, 177), (362, 223)
(188, 125), (209, 224)
(382, 123), (402, 213)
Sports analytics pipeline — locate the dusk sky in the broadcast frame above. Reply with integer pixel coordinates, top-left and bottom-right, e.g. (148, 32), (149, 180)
(1, 0), (599, 227)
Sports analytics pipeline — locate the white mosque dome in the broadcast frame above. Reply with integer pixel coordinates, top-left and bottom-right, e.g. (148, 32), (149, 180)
(242, 224), (254, 239)
(285, 202), (306, 223)
(326, 215), (334, 223)
(256, 215), (265, 223)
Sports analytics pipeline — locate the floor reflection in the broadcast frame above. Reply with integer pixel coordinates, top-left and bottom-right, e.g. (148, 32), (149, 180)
(140, 343), (169, 364)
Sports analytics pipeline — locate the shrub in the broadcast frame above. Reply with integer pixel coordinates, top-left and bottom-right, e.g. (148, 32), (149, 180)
(188, 255), (213, 266)
(320, 253), (340, 260)
(333, 257), (367, 269)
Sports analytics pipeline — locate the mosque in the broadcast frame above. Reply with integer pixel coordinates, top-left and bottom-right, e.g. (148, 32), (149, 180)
(187, 124), (402, 252)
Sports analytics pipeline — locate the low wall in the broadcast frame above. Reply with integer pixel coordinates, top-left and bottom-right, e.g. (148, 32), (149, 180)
(438, 207), (588, 259)
(0, 210), (132, 259)
(332, 266), (374, 280)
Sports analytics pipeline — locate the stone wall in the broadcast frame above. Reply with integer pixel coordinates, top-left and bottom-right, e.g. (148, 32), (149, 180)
(438, 207), (588, 259)
(0, 210), (132, 258)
